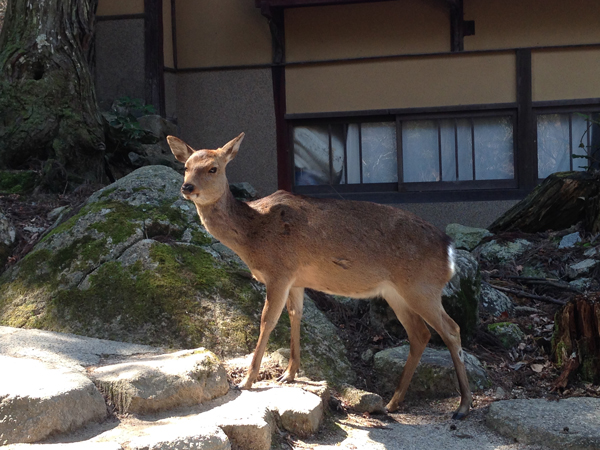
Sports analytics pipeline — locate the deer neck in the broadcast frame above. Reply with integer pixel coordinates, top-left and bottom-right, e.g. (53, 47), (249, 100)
(194, 191), (256, 251)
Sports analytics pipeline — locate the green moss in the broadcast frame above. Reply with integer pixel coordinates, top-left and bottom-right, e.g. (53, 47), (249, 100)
(0, 170), (38, 194)
(441, 275), (480, 344)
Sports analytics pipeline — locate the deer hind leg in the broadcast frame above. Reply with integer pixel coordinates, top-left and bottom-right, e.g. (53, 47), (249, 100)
(383, 294), (432, 413)
(239, 280), (292, 390)
(412, 299), (473, 420)
(278, 286), (304, 383)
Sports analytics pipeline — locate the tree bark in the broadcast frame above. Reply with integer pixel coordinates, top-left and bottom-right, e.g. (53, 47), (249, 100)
(0, 0), (106, 189)
(489, 171), (600, 233)
(552, 295), (600, 388)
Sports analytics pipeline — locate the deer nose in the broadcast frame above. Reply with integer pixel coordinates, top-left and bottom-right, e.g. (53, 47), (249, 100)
(181, 183), (195, 194)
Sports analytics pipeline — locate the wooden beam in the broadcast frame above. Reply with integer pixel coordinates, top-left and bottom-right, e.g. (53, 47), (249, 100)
(516, 48), (536, 190)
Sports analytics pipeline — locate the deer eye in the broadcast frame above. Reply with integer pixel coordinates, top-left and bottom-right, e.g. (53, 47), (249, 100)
(208, 167), (217, 174)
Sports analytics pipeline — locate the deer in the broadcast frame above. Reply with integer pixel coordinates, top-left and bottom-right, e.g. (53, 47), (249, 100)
(167, 132), (473, 420)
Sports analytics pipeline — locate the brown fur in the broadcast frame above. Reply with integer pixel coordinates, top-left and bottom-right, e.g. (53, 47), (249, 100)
(167, 133), (473, 419)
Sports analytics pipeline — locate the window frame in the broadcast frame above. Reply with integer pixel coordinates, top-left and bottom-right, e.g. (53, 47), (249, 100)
(534, 104), (600, 181)
(289, 107), (520, 200)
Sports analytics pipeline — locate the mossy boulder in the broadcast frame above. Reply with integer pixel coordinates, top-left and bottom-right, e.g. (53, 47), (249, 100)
(446, 223), (493, 251)
(487, 322), (525, 349)
(0, 210), (16, 270)
(440, 249), (481, 343)
(0, 166), (352, 385)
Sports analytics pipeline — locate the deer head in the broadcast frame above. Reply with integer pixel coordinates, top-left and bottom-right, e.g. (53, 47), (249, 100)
(167, 133), (245, 206)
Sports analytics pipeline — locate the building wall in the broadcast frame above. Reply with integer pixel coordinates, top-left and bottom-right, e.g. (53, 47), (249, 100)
(94, 0), (600, 230)
(463, 0), (600, 51)
(95, 19), (145, 110)
(175, 0), (271, 69)
(176, 69), (278, 197)
(532, 46), (600, 102)
(285, 0), (450, 62)
(286, 52), (516, 114)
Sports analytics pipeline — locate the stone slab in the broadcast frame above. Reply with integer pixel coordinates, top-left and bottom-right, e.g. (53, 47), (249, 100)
(486, 397), (600, 450)
(0, 356), (107, 445)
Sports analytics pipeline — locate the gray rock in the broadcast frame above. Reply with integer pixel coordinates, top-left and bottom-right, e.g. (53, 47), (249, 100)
(138, 115), (177, 140)
(229, 182), (258, 199)
(486, 397), (600, 450)
(90, 349), (229, 414)
(264, 386), (323, 438)
(0, 210), (16, 268)
(0, 326), (162, 372)
(569, 278), (592, 291)
(128, 426), (231, 450)
(373, 345), (490, 398)
(0, 356), (107, 445)
(567, 258), (599, 279)
(441, 249), (481, 343)
(559, 232), (581, 249)
(339, 384), (386, 414)
(480, 282), (514, 317)
(361, 348), (374, 363)
(476, 239), (533, 263)
(584, 246), (599, 257)
(486, 322), (525, 348)
(6, 444), (123, 450)
(47, 206), (69, 221)
(446, 223), (493, 251)
(0, 210), (16, 246)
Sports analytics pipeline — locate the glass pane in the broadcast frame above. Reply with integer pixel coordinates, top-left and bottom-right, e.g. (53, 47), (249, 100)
(344, 124), (361, 184)
(440, 119), (457, 181)
(572, 114), (588, 171)
(402, 120), (439, 182)
(330, 124), (345, 183)
(361, 122), (398, 183)
(473, 116), (514, 180)
(537, 114), (570, 178)
(456, 119), (473, 181)
(293, 126), (330, 186)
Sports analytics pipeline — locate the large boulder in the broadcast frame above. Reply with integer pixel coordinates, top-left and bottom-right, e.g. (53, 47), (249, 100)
(0, 209), (16, 270)
(446, 223), (493, 251)
(440, 249), (481, 343)
(0, 356), (107, 445)
(373, 345), (490, 398)
(90, 348), (229, 414)
(0, 166), (352, 386)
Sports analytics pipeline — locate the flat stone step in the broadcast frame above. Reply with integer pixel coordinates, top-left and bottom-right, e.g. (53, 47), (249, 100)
(486, 397), (600, 450)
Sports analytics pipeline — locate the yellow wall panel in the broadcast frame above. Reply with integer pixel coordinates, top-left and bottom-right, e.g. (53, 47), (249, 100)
(286, 52), (516, 114)
(176, 0), (271, 68)
(532, 47), (600, 102)
(286, 0), (450, 62)
(464, 0), (600, 51)
(97, 0), (144, 16)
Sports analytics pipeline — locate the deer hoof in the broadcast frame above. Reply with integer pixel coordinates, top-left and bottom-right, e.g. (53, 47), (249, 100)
(237, 377), (254, 390)
(451, 411), (469, 421)
(277, 372), (295, 383)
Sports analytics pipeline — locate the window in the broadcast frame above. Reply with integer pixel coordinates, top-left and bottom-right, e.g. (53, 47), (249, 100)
(537, 112), (600, 178)
(292, 113), (515, 190)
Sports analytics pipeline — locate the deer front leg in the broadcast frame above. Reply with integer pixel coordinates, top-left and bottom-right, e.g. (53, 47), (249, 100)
(278, 287), (304, 383)
(238, 281), (292, 389)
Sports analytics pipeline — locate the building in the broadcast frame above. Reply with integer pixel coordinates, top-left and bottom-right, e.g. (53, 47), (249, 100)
(94, 0), (600, 228)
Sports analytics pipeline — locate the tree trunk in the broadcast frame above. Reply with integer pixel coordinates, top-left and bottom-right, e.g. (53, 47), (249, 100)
(552, 295), (600, 388)
(489, 171), (600, 233)
(0, 0), (106, 190)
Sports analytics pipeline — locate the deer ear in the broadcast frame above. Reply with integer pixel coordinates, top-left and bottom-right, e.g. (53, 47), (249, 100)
(221, 132), (245, 164)
(167, 136), (195, 163)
